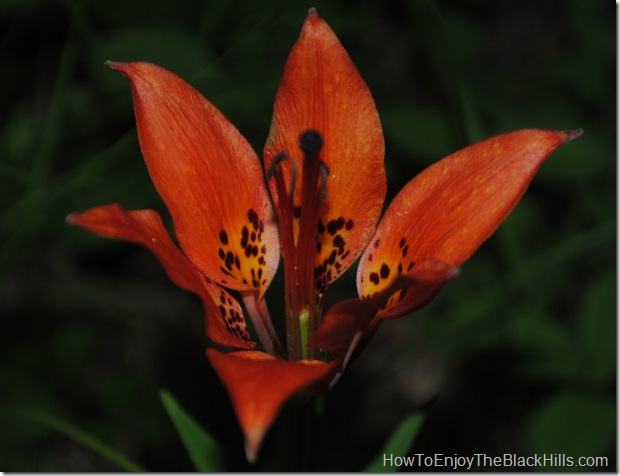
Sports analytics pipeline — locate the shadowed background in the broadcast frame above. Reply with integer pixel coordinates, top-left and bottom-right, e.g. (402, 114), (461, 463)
(0, 0), (615, 471)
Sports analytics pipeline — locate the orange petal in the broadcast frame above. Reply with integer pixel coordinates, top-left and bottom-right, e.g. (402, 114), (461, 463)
(370, 258), (459, 319)
(108, 62), (279, 299)
(67, 204), (254, 349)
(310, 259), (456, 369)
(358, 129), (581, 316)
(206, 349), (336, 463)
(263, 9), (386, 292)
(309, 295), (389, 359)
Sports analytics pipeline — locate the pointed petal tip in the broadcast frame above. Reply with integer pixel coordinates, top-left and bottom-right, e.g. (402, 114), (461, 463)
(562, 128), (584, 142)
(304, 7), (322, 28)
(105, 60), (147, 77)
(244, 430), (263, 464)
(105, 60), (133, 77)
(104, 60), (121, 70)
(65, 212), (77, 225)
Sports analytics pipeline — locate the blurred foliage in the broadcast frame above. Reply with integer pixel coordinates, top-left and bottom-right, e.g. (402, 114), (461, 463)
(160, 389), (225, 471)
(0, 0), (615, 471)
(365, 412), (426, 472)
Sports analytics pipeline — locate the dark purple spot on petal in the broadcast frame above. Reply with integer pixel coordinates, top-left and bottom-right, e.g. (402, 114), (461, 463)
(241, 226), (249, 248)
(333, 235), (345, 249)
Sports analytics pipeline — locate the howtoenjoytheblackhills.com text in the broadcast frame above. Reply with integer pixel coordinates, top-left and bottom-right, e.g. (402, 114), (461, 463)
(383, 453), (609, 470)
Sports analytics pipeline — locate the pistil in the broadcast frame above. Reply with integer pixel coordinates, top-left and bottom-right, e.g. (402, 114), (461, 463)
(294, 129), (326, 360)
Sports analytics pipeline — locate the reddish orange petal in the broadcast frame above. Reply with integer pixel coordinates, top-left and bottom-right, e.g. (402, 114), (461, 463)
(263, 9), (386, 292)
(108, 62), (279, 299)
(310, 259), (456, 370)
(67, 204), (253, 349)
(309, 295), (389, 359)
(206, 349), (336, 463)
(358, 129), (581, 317)
(369, 258), (459, 319)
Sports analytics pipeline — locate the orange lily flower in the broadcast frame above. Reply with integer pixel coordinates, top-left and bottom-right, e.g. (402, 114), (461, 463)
(68, 9), (580, 462)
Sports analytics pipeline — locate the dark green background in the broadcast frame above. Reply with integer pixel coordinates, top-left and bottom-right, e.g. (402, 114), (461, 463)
(1, 0), (615, 471)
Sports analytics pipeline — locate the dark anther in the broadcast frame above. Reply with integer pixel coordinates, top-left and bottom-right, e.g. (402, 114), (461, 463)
(266, 151), (290, 180)
(319, 162), (330, 200)
(299, 129), (323, 156)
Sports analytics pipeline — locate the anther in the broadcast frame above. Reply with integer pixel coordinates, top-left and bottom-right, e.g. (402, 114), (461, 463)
(319, 162), (330, 200)
(266, 151), (290, 180)
(299, 129), (323, 156)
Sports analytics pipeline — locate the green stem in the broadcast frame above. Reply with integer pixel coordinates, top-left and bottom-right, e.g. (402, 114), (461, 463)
(299, 308), (310, 360)
(13, 407), (146, 472)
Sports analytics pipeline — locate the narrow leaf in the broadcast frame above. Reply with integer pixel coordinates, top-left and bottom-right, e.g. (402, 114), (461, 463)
(17, 407), (145, 472)
(160, 389), (225, 471)
(364, 413), (425, 472)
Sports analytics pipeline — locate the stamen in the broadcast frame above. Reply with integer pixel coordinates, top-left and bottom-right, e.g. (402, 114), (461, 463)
(319, 162), (330, 200)
(265, 150), (290, 181)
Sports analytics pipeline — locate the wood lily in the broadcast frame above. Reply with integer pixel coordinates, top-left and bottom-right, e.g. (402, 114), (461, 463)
(68, 9), (580, 462)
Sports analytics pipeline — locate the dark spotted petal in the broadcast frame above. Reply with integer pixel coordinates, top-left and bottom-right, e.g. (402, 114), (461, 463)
(263, 9), (386, 294)
(309, 259), (456, 376)
(108, 62), (279, 299)
(358, 129), (581, 317)
(67, 203), (254, 349)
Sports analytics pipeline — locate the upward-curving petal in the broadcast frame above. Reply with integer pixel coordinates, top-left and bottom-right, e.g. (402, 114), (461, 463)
(108, 62), (279, 299)
(67, 204), (254, 349)
(263, 9), (386, 293)
(358, 129), (582, 318)
(206, 349), (336, 463)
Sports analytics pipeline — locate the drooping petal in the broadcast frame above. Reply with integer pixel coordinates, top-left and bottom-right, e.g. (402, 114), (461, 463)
(108, 62), (279, 299)
(67, 204), (253, 349)
(263, 9), (386, 293)
(358, 129), (581, 318)
(206, 349), (336, 463)
(309, 258), (457, 386)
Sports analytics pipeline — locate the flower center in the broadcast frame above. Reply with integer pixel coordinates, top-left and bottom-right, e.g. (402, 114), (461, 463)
(267, 129), (330, 361)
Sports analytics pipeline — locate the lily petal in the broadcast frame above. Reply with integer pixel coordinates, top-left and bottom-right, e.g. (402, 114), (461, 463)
(358, 129), (581, 317)
(310, 259), (456, 381)
(264, 9), (386, 293)
(108, 62), (279, 299)
(67, 204), (253, 349)
(206, 349), (336, 463)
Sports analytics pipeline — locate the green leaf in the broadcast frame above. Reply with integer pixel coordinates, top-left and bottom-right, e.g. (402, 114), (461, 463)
(160, 389), (225, 472)
(15, 407), (145, 472)
(364, 413), (425, 472)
